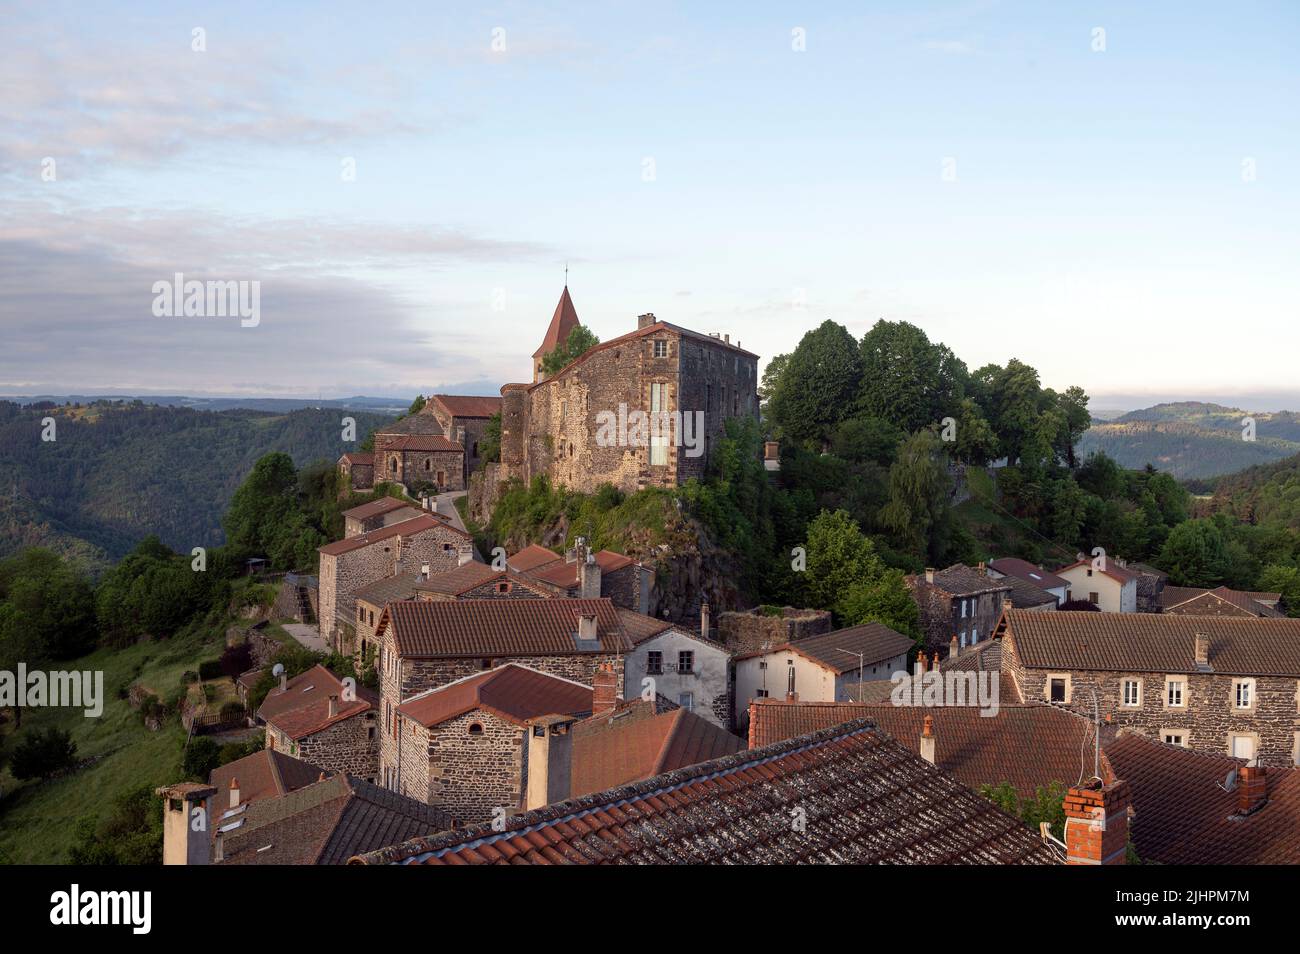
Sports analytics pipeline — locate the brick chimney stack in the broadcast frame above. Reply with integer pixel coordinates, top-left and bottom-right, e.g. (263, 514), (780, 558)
(916, 652), (928, 674)
(1237, 764), (1267, 815)
(931, 651), (940, 669)
(1002, 597), (1013, 612)
(525, 714), (578, 810)
(1194, 633), (1211, 669)
(592, 663), (618, 717)
(578, 547), (601, 599)
(1063, 779), (1130, 865)
(920, 715), (936, 765)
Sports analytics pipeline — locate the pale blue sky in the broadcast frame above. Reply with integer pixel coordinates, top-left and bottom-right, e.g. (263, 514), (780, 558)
(2, 1), (1297, 407)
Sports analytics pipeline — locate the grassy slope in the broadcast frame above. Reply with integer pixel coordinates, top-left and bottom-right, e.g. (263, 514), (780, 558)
(0, 625), (224, 864)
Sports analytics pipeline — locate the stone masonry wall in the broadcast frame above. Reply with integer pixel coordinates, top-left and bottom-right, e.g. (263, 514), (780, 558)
(267, 710), (379, 781)
(424, 709), (525, 825)
(717, 607), (832, 654)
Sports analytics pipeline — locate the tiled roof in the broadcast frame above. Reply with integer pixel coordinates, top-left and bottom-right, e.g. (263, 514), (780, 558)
(318, 514), (468, 556)
(747, 700), (1098, 801)
(354, 572), (423, 608)
(256, 665), (352, 723)
(219, 775), (455, 865)
(527, 550), (636, 588)
(209, 749), (325, 813)
(265, 695), (373, 741)
(999, 608), (1300, 676)
(736, 622), (914, 673)
(1104, 731), (1300, 864)
(614, 608), (676, 646)
(413, 563), (553, 599)
(571, 703), (744, 797)
(911, 564), (1012, 597)
(430, 394), (502, 419)
(1054, 559), (1137, 585)
(533, 286), (581, 359)
(941, 639), (1003, 673)
(380, 434), (464, 453)
(397, 664), (593, 728)
(339, 452), (373, 465)
(989, 558), (1068, 591)
(996, 574), (1059, 608)
(352, 719), (1058, 865)
(373, 413), (447, 437)
(342, 497), (419, 522)
(506, 544), (562, 573)
(383, 598), (632, 658)
(1163, 587), (1283, 618)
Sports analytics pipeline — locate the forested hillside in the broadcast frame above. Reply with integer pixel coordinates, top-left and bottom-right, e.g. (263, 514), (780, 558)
(1078, 402), (1300, 479)
(0, 401), (390, 570)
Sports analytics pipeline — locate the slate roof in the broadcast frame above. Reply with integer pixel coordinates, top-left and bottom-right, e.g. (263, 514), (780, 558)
(318, 514), (467, 556)
(914, 564), (1012, 597)
(380, 435), (464, 452)
(382, 598), (632, 658)
(998, 608), (1300, 676)
(430, 394), (502, 419)
(219, 775), (455, 866)
(354, 571), (423, 607)
(342, 497), (419, 522)
(571, 703), (744, 797)
(397, 664), (593, 728)
(352, 719), (1058, 865)
(997, 574), (1059, 608)
(736, 622), (914, 674)
(989, 558), (1069, 591)
(1105, 731), (1300, 865)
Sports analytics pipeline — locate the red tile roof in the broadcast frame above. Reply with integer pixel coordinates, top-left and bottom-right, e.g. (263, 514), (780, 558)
(339, 452), (373, 465)
(382, 598), (632, 658)
(735, 622), (914, 673)
(378, 434), (463, 452)
(256, 665), (351, 723)
(527, 550), (635, 589)
(265, 696), (373, 741)
(988, 558), (1068, 591)
(1054, 558), (1137, 585)
(209, 749), (325, 814)
(505, 544), (562, 573)
(413, 563), (553, 599)
(397, 664), (593, 728)
(999, 608), (1300, 676)
(342, 497), (420, 521)
(351, 719), (1058, 865)
(1104, 731), (1300, 864)
(430, 394), (502, 419)
(318, 513), (468, 556)
(571, 702), (743, 797)
(614, 608), (675, 646)
(533, 286), (581, 359)
(1163, 586), (1283, 618)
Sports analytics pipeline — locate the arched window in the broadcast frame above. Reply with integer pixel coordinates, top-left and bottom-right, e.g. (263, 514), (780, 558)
(389, 457), (397, 473)
(468, 723), (484, 736)
(424, 458), (431, 470)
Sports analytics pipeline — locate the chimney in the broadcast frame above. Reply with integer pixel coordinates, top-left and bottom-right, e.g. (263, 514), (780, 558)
(577, 612), (599, 643)
(1237, 764), (1268, 815)
(228, 777), (240, 810)
(785, 690), (799, 703)
(949, 635), (960, 660)
(638, 312), (657, 329)
(328, 695), (339, 718)
(977, 561), (986, 573)
(422, 495), (431, 511)
(916, 652), (928, 674)
(919, 715), (936, 765)
(592, 663), (618, 717)
(457, 546), (473, 567)
(931, 651), (940, 669)
(1194, 633), (1211, 670)
(578, 551), (601, 599)
(279, 671), (287, 693)
(1063, 780), (1130, 865)
(924, 567), (935, 584)
(700, 600), (711, 640)
(525, 715), (577, 810)
(1002, 597), (1013, 612)
(724, 333), (730, 344)
(156, 783), (217, 866)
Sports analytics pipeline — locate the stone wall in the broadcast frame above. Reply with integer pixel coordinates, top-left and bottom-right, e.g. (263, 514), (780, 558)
(423, 709), (525, 825)
(716, 607), (832, 654)
(373, 448), (465, 492)
(266, 710), (379, 782)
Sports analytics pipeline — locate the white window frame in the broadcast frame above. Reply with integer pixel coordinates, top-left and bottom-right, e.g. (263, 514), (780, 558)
(1165, 676), (1186, 709)
(1233, 678), (1256, 711)
(1046, 673), (1071, 704)
(1162, 730), (1187, 748)
(1121, 678), (1142, 708)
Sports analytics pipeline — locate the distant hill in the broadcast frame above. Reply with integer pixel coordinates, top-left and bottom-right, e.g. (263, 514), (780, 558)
(0, 401), (393, 571)
(1077, 402), (1300, 480)
(0, 393), (412, 415)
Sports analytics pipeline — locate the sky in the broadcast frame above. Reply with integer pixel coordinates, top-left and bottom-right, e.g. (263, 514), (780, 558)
(2, 1), (1297, 410)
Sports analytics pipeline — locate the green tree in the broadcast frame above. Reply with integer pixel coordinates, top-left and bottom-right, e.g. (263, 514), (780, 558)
(223, 452), (298, 554)
(1257, 564), (1300, 616)
(479, 411), (502, 463)
(879, 430), (953, 563)
(837, 568), (920, 639)
(541, 324), (600, 376)
(10, 726), (78, 779)
(407, 394), (427, 415)
(0, 548), (95, 661)
(67, 785), (164, 865)
(980, 781), (1068, 842)
(766, 320), (863, 448)
(858, 320), (965, 434)
(802, 510), (885, 612)
(1158, 519), (1231, 586)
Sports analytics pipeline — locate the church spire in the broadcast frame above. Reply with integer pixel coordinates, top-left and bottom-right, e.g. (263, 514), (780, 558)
(532, 285), (581, 381)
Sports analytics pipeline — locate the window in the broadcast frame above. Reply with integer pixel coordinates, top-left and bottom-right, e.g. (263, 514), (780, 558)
(1049, 677), (1067, 703)
(960, 599), (967, 618)
(653, 339), (668, 358)
(472, 441), (478, 456)
(758, 661), (767, 670)
(358, 605), (365, 621)
(496, 581), (511, 594)
(479, 658), (495, 670)
(1164, 731), (1186, 747)
(1230, 735), (1256, 760)
(1122, 678), (1142, 707)
(678, 651), (694, 674)
(468, 723), (484, 736)
(1233, 679), (1255, 710)
(424, 458), (431, 470)
(678, 692), (694, 711)
(646, 651), (663, 674)
(389, 457), (397, 472)
(1088, 592), (1099, 604)
(1166, 678), (1186, 708)
(755, 688), (769, 698)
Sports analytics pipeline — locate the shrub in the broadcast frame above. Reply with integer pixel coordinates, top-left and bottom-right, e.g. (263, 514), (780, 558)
(197, 659), (224, 681)
(10, 727), (78, 780)
(182, 737), (221, 780)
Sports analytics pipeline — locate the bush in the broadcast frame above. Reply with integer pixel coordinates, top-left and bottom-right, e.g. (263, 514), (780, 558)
(1059, 599), (1101, 612)
(197, 659), (224, 681)
(220, 642), (253, 680)
(10, 726), (78, 780)
(182, 737), (221, 781)
(67, 785), (164, 865)
(180, 670), (199, 685)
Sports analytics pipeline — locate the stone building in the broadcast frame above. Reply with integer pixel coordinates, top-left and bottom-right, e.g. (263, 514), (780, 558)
(388, 662), (596, 822)
(504, 540), (652, 614)
(423, 394), (502, 479)
(375, 597), (633, 792)
(256, 664), (380, 781)
(337, 452), (373, 491)
(317, 513), (474, 650)
(1161, 586), (1284, 619)
(618, 609), (733, 729)
(342, 497), (422, 537)
(372, 435), (465, 492)
(996, 608), (1300, 767)
(341, 396), (494, 493)
(716, 605), (833, 655)
(906, 564), (1012, 655)
(498, 287), (760, 494)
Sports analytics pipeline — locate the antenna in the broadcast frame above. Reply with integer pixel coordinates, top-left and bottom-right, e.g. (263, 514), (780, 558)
(564, 262), (569, 287)
(272, 663), (285, 678)
(1218, 768), (1238, 793)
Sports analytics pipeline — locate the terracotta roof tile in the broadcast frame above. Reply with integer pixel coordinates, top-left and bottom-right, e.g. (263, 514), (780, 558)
(413, 563), (552, 599)
(430, 394), (502, 419)
(988, 558), (1069, 591)
(384, 598), (632, 658)
(397, 663), (592, 728)
(527, 550), (635, 588)
(533, 286), (581, 359)
(505, 544), (562, 573)
(342, 497), (420, 522)
(735, 622), (913, 673)
(379, 435), (463, 452)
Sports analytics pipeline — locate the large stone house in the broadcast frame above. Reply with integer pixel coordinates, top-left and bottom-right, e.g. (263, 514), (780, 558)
(618, 609), (732, 729)
(423, 394), (502, 480)
(255, 664), (380, 781)
(389, 662), (597, 822)
(498, 287), (760, 494)
(732, 623), (914, 730)
(317, 513), (474, 651)
(997, 608), (1300, 767)
(341, 395), (496, 493)
(1161, 585), (1284, 619)
(375, 597), (633, 790)
(906, 564), (1012, 654)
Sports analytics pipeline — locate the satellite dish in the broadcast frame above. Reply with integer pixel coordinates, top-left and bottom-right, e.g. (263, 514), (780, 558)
(1218, 768), (1238, 793)
(272, 663), (285, 677)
